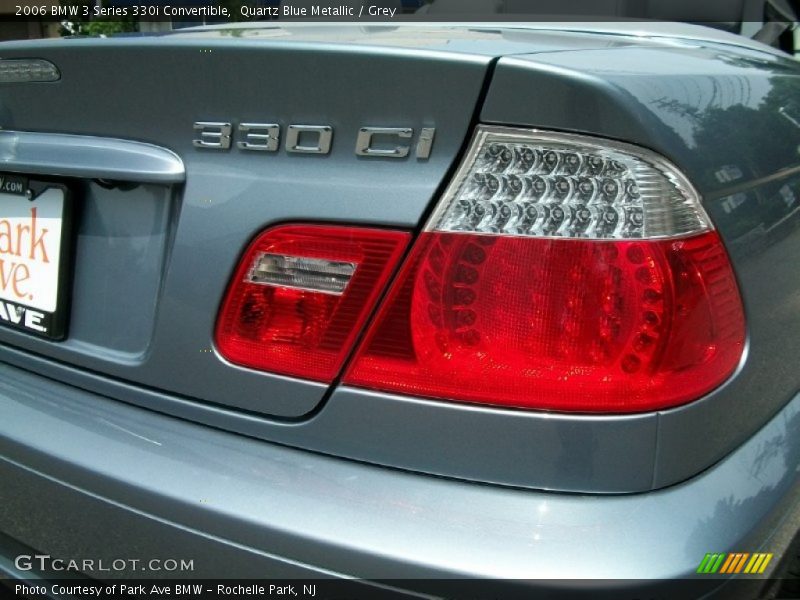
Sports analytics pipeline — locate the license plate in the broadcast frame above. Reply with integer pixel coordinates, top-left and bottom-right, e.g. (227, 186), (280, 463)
(0, 175), (70, 339)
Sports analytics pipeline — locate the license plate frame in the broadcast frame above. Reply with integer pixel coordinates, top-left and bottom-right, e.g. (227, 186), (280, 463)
(0, 174), (73, 340)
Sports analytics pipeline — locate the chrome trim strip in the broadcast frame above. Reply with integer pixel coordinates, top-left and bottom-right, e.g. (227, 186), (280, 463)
(0, 130), (185, 183)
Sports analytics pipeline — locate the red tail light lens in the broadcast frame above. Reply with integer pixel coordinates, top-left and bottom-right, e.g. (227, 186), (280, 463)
(215, 225), (409, 382)
(343, 230), (744, 412)
(342, 127), (745, 413)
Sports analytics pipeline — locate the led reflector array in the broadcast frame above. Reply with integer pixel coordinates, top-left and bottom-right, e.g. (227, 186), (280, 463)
(430, 127), (711, 240)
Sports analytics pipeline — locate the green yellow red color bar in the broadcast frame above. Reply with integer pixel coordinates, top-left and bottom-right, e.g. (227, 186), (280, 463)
(696, 553), (773, 574)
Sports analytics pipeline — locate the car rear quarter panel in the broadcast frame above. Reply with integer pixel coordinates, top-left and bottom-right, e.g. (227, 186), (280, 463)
(482, 44), (800, 488)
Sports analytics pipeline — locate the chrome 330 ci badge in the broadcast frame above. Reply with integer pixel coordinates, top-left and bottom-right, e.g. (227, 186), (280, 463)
(193, 122), (435, 159)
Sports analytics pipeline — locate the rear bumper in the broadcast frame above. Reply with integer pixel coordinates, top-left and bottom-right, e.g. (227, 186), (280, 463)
(1, 361), (799, 596)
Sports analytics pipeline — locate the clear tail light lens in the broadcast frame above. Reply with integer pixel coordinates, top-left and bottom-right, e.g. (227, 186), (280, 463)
(343, 127), (745, 413)
(215, 225), (409, 382)
(0, 59), (60, 83)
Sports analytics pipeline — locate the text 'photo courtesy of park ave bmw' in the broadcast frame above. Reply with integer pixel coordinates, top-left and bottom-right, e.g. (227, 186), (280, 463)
(1, 0), (800, 598)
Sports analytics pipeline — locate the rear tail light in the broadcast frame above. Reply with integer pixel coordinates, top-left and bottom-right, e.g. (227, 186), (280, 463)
(343, 127), (745, 413)
(215, 225), (409, 382)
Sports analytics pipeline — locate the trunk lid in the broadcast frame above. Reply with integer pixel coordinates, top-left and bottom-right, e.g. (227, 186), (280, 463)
(0, 32), (495, 417)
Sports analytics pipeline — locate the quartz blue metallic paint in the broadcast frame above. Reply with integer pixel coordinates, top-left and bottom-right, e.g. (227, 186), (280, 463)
(0, 362), (798, 593)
